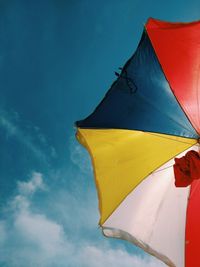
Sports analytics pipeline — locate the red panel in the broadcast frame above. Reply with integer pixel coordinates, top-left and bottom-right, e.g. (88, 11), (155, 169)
(146, 18), (200, 134)
(185, 180), (200, 267)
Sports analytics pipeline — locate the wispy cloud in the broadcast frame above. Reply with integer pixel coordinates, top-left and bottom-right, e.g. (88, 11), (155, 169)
(69, 135), (92, 174)
(74, 245), (165, 267)
(0, 172), (71, 267)
(0, 109), (57, 163)
(17, 172), (46, 195)
(0, 172), (164, 267)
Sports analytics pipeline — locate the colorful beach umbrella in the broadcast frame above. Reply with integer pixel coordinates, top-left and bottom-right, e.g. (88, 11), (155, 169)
(75, 18), (200, 267)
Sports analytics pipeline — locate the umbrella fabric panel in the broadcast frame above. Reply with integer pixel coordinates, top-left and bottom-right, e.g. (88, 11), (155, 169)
(103, 145), (197, 267)
(76, 31), (198, 139)
(146, 18), (200, 134)
(77, 128), (196, 225)
(185, 179), (200, 267)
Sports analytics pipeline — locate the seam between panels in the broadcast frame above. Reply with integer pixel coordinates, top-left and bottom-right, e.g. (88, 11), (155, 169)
(132, 86), (196, 137)
(78, 127), (198, 141)
(96, 136), (196, 225)
(144, 27), (199, 137)
(77, 29), (198, 138)
(75, 31), (145, 128)
(145, 132), (197, 145)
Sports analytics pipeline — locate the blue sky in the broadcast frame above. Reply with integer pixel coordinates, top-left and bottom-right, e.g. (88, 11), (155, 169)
(0, 1), (200, 266)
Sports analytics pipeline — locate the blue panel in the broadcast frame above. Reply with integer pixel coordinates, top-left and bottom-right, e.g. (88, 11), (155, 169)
(76, 31), (198, 139)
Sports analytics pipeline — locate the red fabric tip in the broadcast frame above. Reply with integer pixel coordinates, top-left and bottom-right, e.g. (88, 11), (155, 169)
(173, 150), (200, 187)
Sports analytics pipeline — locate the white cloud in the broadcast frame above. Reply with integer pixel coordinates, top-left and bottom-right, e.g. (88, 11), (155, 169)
(0, 172), (165, 267)
(0, 172), (71, 267)
(17, 172), (46, 195)
(75, 245), (165, 267)
(14, 210), (69, 257)
(48, 187), (99, 234)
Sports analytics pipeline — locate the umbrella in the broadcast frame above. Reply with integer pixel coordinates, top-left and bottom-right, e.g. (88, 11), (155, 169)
(75, 18), (200, 267)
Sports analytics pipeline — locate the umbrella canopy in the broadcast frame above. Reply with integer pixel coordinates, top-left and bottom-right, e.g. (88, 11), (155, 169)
(75, 18), (200, 267)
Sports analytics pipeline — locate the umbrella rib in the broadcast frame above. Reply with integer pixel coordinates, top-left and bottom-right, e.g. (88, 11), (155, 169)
(99, 142), (196, 225)
(146, 131), (197, 145)
(150, 142), (199, 174)
(145, 29), (199, 136)
(135, 91), (196, 137)
(152, 164), (174, 173)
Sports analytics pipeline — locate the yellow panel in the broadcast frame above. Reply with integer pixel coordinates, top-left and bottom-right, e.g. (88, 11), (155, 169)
(76, 128), (196, 225)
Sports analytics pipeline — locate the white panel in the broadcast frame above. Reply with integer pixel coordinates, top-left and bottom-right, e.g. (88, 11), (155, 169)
(102, 145), (198, 267)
